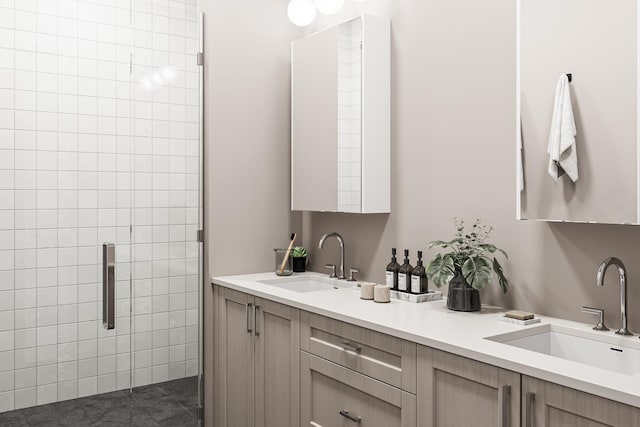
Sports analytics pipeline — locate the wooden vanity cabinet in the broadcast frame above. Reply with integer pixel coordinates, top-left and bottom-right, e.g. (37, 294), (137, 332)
(521, 376), (640, 427)
(212, 284), (640, 427)
(217, 287), (300, 427)
(416, 346), (520, 427)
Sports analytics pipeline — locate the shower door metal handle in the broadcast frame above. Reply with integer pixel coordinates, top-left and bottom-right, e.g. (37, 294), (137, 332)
(102, 243), (115, 330)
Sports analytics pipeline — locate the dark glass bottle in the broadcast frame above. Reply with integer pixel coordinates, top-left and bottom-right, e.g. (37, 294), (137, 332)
(385, 248), (400, 289)
(411, 250), (428, 294)
(397, 249), (413, 292)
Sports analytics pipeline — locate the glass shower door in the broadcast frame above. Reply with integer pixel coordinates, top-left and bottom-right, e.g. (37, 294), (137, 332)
(0, 0), (203, 419)
(130, 0), (202, 417)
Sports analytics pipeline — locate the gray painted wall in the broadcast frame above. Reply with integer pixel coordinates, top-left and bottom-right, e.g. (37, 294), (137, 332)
(304, 0), (640, 333)
(201, 0), (640, 423)
(199, 1), (301, 425)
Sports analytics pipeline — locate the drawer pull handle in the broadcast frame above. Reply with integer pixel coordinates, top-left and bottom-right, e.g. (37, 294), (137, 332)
(525, 392), (535, 427)
(339, 410), (362, 423)
(341, 341), (362, 354)
(253, 305), (260, 337)
(246, 303), (253, 334)
(501, 385), (511, 427)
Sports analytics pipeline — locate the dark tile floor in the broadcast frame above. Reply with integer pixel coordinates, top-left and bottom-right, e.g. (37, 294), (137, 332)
(0, 377), (199, 427)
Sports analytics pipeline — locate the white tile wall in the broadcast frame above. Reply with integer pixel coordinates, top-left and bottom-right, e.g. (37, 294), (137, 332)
(0, 0), (200, 413)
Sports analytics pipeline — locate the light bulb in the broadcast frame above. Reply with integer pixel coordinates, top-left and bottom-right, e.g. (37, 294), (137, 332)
(287, 0), (317, 26)
(315, 0), (344, 14)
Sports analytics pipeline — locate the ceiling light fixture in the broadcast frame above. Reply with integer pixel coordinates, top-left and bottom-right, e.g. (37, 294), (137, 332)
(287, 0), (317, 27)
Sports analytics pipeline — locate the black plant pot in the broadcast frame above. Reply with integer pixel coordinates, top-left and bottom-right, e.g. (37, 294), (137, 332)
(447, 269), (481, 312)
(292, 256), (307, 273)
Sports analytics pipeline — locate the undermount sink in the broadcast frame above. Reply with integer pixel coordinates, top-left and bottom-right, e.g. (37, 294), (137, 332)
(486, 323), (640, 376)
(258, 275), (354, 293)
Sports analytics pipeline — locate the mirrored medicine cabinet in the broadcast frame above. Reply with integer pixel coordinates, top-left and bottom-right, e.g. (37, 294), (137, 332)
(517, 0), (640, 224)
(291, 15), (390, 213)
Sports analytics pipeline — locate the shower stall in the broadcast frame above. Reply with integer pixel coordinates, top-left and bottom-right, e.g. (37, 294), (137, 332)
(0, 0), (204, 422)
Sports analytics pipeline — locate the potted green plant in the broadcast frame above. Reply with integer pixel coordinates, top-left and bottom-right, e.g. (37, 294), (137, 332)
(291, 246), (308, 273)
(426, 218), (510, 312)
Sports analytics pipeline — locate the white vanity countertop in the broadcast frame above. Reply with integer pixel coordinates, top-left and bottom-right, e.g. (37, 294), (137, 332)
(211, 272), (640, 408)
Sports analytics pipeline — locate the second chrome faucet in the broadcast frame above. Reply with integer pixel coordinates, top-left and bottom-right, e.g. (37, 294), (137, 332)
(595, 257), (632, 336)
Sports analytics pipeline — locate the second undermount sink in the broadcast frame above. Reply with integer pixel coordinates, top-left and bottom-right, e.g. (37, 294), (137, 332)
(258, 275), (354, 293)
(486, 323), (640, 376)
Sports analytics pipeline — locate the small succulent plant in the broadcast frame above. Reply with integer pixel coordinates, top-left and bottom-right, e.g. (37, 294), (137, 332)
(291, 246), (308, 258)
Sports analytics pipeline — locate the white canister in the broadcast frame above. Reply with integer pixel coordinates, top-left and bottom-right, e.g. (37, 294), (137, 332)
(360, 282), (375, 300)
(374, 285), (391, 303)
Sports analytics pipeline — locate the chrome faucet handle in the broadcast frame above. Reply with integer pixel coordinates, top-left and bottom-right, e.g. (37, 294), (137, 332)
(325, 264), (337, 278)
(347, 268), (359, 282)
(581, 306), (610, 331)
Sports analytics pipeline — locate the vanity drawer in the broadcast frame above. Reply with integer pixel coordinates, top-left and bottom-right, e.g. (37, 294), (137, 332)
(301, 352), (416, 427)
(300, 311), (416, 393)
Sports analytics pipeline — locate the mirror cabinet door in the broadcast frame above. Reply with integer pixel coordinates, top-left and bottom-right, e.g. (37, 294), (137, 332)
(518, 0), (638, 224)
(291, 15), (390, 213)
(292, 24), (340, 212)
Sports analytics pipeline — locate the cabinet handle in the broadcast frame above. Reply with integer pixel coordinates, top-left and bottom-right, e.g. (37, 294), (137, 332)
(500, 384), (511, 427)
(246, 303), (253, 334)
(339, 410), (362, 423)
(525, 392), (535, 427)
(341, 341), (362, 354)
(253, 305), (260, 337)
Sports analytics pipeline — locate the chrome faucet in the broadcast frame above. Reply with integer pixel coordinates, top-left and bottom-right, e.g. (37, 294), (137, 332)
(596, 257), (632, 336)
(318, 232), (346, 280)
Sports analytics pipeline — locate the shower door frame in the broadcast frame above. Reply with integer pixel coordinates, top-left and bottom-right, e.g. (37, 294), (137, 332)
(196, 10), (206, 424)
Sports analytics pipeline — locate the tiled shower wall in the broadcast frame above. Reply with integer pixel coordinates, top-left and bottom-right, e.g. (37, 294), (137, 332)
(0, 0), (200, 413)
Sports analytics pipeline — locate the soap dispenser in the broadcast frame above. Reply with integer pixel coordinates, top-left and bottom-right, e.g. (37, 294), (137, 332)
(385, 248), (400, 289)
(411, 251), (428, 294)
(397, 250), (413, 292)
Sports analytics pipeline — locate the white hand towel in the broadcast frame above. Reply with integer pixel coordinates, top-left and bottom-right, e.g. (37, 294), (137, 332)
(547, 74), (578, 182)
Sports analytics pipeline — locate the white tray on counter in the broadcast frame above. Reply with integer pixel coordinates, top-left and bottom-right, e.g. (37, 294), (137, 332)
(390, 289), (443, 303)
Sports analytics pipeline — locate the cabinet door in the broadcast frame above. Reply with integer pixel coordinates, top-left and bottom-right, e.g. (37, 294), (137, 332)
(254, 298), (301, 427)
(218, 288), (254, 427)
(417, 346), (520, 427)
(301, 351), (416, 427)
(522, 376), (640, 427)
